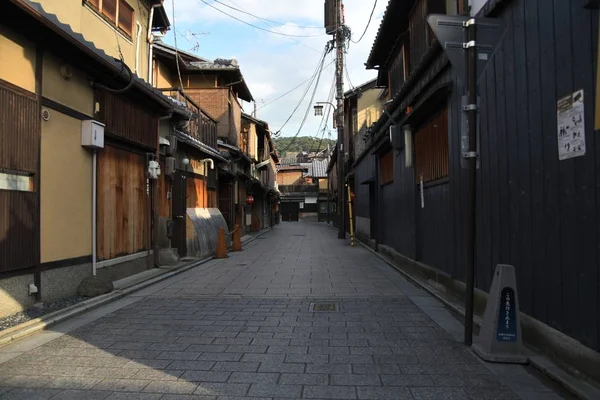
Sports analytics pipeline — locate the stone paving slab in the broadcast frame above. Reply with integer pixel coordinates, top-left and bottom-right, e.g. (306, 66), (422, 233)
(0, 222), (571, 399)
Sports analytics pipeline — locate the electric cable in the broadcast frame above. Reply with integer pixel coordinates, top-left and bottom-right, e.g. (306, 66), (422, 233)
(279, 50), (328, 154)
(274, 44), (330, 137)
(350, 0), (377, 44)
(211, 0), (322, 30)
(198, 0), (325, 38)
(256, 59), (335, 112)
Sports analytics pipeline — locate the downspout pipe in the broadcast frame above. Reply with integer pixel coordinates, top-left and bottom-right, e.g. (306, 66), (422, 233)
(92, 149), (97, 276)
(148, 5), (161, 83)
(135, 21), (142, 74)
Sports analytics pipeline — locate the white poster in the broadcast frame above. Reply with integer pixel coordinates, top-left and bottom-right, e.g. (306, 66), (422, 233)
(557, 90), (586, 161)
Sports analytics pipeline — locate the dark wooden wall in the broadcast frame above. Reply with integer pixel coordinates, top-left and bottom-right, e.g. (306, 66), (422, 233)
(354, 0), (600, 352)
(378, 144), (417, 260)
(470, 0), (600, 351)
(353, 154), (375, 219)
(95, 89), (159, 149)
(0, 79), (40, 273)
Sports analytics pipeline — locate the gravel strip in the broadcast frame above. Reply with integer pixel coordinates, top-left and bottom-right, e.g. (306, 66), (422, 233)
(0, 296), (89, 331)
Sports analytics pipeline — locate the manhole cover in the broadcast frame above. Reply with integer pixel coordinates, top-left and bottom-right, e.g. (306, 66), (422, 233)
(309, 302), (339, 312)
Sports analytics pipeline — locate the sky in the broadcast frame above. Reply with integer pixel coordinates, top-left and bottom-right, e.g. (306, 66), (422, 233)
(162, 0), (388, 141)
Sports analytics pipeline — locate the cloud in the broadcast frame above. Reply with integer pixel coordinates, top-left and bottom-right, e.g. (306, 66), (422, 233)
(164, 0), (389, 140)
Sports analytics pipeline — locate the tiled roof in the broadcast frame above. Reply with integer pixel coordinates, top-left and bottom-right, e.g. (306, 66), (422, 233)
(277, 164), (310, 172)
(307, 158), (329, 178)
(366, 0), (415, 69)
(15, 0), (175, 110)
(188, 59), (240, 70)
(153, 41), (208, 63)
(174, 130), (227, 162)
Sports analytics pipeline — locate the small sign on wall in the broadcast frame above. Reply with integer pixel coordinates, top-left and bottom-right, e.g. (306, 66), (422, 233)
(557, 90), (586, 160)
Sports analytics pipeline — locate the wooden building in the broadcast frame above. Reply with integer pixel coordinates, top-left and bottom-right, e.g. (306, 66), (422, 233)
(354, 0), (600, 381)
(0, 0), (172, 317)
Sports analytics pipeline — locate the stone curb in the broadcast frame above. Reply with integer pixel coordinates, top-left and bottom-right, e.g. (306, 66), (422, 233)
(355, 237), (600, 400)
(0, 227), (276, 349)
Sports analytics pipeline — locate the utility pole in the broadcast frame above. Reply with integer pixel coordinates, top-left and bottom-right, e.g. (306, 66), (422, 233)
(464, 17), (477, 346)
(334, 0), (346, 240)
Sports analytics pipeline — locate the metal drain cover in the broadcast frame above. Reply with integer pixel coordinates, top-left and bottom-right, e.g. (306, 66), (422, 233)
(309, 302), (339, 312)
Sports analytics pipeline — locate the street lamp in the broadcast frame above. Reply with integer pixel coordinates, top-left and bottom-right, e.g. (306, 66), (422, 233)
(314, 102), (338, 130)
(313, 101), (336, 116)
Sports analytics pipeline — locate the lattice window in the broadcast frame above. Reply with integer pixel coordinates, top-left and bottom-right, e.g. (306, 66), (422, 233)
(414, 106), (449, 183)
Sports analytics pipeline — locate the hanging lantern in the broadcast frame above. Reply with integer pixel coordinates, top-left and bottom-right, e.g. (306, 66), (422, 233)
(246, 195), (255, 205)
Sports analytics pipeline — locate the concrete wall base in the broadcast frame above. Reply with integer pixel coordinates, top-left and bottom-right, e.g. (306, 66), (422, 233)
(0, 254), (153, 319)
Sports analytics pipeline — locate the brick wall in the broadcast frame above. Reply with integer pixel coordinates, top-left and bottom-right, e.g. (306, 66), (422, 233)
(187, 88), (242, 146)
(230, 93), (241, 146)
(187, 88), (229, 139)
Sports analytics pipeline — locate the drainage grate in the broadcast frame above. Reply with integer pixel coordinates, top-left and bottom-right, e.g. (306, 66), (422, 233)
(293, 234), (306, 237)
(309, 302), (339, 312)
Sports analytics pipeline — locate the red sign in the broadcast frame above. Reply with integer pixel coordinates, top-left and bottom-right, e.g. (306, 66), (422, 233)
(246, 195), (255, 205)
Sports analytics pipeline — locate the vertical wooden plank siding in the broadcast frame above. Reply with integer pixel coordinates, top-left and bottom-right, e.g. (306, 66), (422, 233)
(0, 192), (38, 272)
(95, 89), (159, 148)
(0, 79), (40, 273)
(186, 176), (207, 208)
(472, 0), (599, 350)
(0, 79), (39, 173)
(379, 150), (394, 185)
(97, 146), (149, 260)
(389, 46), (406, 98)
(414, 107), (449, 183)
(569, 0), (598, 348)
(409, 0), (428, 71)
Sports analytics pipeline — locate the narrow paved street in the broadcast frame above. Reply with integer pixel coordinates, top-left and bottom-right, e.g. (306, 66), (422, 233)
(0, 222), (567, 399)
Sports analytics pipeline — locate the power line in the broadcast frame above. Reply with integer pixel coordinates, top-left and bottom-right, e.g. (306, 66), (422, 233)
(256, 59), (335, 112)
(211, 0), (322, 30)
(344, 52), (354, 90)
(222, 0), (322, 54)
(280, 49), (329, 154)
(171, 0), (185, 91)
(351, 0), (378, 44)
(197, 0), (325, 38)
(275, 45), (330, 137)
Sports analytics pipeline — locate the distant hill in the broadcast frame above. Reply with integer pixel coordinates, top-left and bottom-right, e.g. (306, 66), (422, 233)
(273, 136), (336, 156)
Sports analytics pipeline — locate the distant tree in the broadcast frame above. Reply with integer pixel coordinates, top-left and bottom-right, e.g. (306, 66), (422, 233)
(273, 136), (336, 156)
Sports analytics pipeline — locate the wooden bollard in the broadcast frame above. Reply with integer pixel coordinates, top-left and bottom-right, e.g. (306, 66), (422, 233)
(232, 224), (242, 252)
(215, 227), (228, 259)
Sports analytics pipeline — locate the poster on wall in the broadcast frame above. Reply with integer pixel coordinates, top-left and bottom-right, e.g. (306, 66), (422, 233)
(557, 90), (586, 161)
